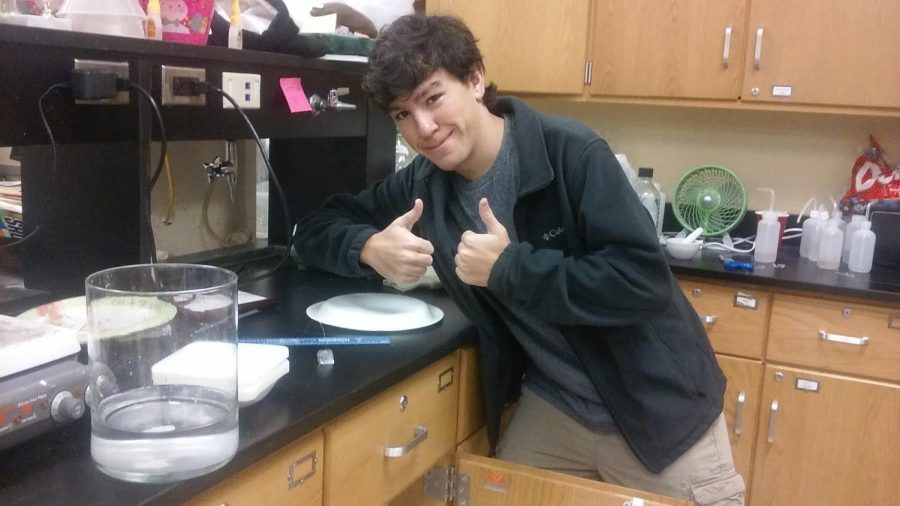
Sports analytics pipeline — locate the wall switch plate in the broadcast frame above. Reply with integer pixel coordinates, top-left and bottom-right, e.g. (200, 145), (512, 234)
(221, 72), (261, 109)
(161, 65), (206, 106)
(72, 59), (129, 105)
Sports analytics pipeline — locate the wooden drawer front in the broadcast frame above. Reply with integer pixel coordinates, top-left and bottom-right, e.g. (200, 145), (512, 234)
(768, 294), (900, 382)
(679, 279), (770, 359)
(457, 346), (485, 444)
(324, 353), (460, 505)
(715, 354), (763, 497)
(458, 453), (691, 505)
(185, 430), (324, 506)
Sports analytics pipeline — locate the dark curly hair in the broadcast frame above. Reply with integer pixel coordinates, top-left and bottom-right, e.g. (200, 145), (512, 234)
(362, 15), (498, 113)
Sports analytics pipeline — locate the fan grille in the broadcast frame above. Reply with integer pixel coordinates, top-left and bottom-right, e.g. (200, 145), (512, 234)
(672, 165), (747, 236)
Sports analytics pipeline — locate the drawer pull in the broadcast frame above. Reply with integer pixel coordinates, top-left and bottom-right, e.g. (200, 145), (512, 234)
(384, 425), (428, 458)
(753, 27), (764, 69)
(766, 400), (779, 443)
(818, 330), (869, 346)
(702, 315), (718, 325)
(438, 366), (454, 392)
(722, 25), (733, 68)
(734, 391), (746, 436)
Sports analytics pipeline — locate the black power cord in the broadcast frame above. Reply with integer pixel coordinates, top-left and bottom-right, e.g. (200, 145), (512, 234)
(9, 82), (74, 251)
(199, 82), (295, 284)
(126, 81), (168, 264)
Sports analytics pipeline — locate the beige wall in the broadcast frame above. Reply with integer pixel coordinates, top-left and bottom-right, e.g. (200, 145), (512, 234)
(525, 99), (900, 214)
(150, 140), (257, 258)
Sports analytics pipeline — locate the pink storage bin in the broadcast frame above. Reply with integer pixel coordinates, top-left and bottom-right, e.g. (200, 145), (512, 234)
(141, 0), (215, 45)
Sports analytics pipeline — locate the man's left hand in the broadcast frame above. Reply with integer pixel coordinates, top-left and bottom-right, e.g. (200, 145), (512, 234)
(455, 198), (510, 287)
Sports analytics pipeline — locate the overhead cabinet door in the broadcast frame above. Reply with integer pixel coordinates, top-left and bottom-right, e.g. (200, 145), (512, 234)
(590, 0), (748, 100)
(430, 0), (591, 95)
(742, 0), (900, 108)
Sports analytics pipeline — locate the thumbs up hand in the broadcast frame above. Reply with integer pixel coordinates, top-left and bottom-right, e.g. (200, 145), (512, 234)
(360, 199), (435, 284)
(455, 198), (511, 287)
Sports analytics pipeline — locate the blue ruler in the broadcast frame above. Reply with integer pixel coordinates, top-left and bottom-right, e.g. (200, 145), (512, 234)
(239, 336), (391, 346)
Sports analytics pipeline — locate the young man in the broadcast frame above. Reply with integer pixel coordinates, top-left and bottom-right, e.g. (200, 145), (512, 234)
(294, 14), (745, 505)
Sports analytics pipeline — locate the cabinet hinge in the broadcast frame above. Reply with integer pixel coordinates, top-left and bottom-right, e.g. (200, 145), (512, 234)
(424, 466), (470, 505)
(584, 61), (593, 84)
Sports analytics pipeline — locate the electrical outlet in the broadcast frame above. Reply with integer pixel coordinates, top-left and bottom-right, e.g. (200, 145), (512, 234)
(161, 65), (206, 106)
(72, 59), (129, 105)
(221, 72), (261, 109)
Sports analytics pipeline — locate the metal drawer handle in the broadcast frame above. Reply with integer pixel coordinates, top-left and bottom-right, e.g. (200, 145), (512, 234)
(818, 330), (869, 346)
(384, 425), (428, 458)
(734, 391), (746, 436)
(766, 400), (779, 443)
(753, 27), (764, 69)
(722, 25), (733, 68)
(702, 315), (718, 325)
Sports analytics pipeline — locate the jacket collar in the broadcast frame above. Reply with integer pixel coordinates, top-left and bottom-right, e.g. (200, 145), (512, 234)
(489, 96), (554, 197)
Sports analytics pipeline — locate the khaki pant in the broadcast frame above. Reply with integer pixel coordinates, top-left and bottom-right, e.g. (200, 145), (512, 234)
(497, 387), (745, 505)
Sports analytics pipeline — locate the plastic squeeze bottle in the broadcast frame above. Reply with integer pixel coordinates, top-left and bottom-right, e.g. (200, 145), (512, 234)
(816, 218), (843, 270)
(807, 207), (828, 262)
(841, 214), (866, 263)
(754, 210), (780, 263)
(145, 0), (162, 40)
(847, 221), (876, 273)
(228, 0), (243, 50)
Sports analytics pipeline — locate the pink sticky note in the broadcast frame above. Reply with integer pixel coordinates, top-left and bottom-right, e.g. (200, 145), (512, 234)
(279, 77), (312, 113)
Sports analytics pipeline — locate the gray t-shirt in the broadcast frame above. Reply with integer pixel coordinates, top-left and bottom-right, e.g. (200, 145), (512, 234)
(452, 116), (615, 432)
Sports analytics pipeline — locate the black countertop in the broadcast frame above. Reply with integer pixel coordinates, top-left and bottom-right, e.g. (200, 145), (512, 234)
(0, 269), (476, 506)
(1, 248), (897, 505)
(667, 245), (900, 305)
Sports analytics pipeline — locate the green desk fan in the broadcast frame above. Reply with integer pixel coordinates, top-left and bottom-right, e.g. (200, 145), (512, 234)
(672, 165), (747, 236)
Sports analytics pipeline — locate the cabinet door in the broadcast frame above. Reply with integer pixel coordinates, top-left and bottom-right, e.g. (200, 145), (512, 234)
(743, 0), (900, 108)
(324, 353), (459, 505)
(715, 354), (762, 498)
(430, 0), (590, 95)
(184, 430), (324, 506)
(590, 0), (748, 100)
(457, 453), (690, 505)
(751, 365), (900, 505)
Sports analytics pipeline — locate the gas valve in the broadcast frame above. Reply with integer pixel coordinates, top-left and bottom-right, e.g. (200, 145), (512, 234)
(309, 87), (357, 114)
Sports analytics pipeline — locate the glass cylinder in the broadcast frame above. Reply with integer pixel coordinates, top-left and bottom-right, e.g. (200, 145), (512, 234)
(85, 263), (238, 483)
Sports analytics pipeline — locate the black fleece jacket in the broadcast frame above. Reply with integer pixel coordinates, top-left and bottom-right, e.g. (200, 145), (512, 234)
(295, 96), (725, 473)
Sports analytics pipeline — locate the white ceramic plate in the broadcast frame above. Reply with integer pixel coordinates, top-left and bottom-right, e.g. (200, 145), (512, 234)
(17, 296), (88, 341)
(17, 296), (177, 342)
(306, 293), (443, 332)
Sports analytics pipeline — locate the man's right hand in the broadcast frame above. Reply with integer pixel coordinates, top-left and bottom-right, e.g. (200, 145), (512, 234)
(360, 199), (434, 284)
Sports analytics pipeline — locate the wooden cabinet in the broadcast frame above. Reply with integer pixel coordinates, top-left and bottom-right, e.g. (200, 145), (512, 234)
(323, 353), (460, 505)
(678, 278), (771, 359)
(456, 346), (485, 443)
(184, 430), (324, 506)
(428, 0), (590, 95)
(679, 274), (900, 505)
(741, 0), (900, 109)
(431, 0), (900, 113)
(590, 0), (748, 100)
(751, 365), (900, 505)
